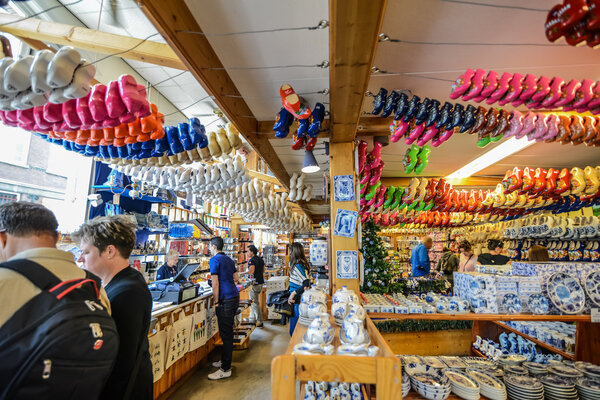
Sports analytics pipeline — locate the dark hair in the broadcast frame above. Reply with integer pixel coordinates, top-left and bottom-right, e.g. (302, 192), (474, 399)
(458, 240), (472, 252)
(528, 245), (550, 262)
(442, 247), (451, 252)
(249, 245), (258, 255)
(290, 242), (309, 268)
(0, 202), (58, 237)
(487, 239), (503, 250)
(211, 236), (224, 251)
(73, 215), (136, 258)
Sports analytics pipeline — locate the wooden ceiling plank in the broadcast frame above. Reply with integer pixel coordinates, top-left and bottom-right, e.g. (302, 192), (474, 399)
(329, 0), (387, 142)
(0, 13), (184, 70)
(136, 0), (291, 189)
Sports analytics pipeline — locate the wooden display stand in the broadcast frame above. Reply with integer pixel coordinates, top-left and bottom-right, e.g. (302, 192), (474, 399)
(368, 312), (599, 364)
(271, 315), (401, 400)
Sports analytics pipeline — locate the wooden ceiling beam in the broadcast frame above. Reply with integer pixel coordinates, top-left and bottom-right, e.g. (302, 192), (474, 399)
(136, 0), (291, 190)
(0, 13), (185, 70)
(329, 0), (387, 142)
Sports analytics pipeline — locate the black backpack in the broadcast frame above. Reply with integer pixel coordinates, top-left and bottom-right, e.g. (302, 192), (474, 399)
(0, 259), (119, 400)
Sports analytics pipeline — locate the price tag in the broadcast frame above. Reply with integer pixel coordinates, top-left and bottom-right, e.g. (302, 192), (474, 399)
(592, 308), (600, 323)
(113, 193), (120, 205)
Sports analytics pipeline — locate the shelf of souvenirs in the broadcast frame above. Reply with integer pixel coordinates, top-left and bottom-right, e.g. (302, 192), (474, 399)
(504, 238), (600, 262)
(367, 312), (592, 322)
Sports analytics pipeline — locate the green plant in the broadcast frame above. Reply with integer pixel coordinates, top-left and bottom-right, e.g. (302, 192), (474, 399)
(375, 319), (473, 333)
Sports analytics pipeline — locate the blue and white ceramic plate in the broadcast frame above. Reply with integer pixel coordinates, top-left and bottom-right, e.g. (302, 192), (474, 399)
(501, 293), (522, 314)
(547, 364), (584, 379)
(575, 361), (600, 379)
(547, 272), (586, 314)
(527, 293), (549, 315)
(584, 271), (600, 308)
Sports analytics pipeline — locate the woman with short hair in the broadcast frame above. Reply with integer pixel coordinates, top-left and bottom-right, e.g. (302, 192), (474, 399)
(156, 250), (180, 280)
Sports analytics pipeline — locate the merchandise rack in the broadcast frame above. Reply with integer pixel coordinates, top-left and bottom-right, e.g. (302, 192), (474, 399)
(271, 315), (401, 400)
(368, 312), (599, 364)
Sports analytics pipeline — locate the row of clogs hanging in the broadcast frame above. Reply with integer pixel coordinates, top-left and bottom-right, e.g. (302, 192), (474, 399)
(545, 0), (600, 47)
(0, 47), (96, 110)
(272, 84), (325, 151)
(450, 68), (600, 114)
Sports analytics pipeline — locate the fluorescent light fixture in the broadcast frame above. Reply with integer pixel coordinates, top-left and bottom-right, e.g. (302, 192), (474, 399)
(446, 137), (534, 180)
(302, 150), (320, 173)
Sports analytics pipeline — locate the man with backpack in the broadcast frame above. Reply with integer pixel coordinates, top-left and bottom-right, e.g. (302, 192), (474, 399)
(0, 202), (118, 399)
(437, 247), (459, 285)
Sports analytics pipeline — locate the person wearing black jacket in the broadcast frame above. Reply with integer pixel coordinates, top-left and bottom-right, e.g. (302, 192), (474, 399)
(478, 239), (510, 265)
(247, 245), (264, 327)
(75, 216), (153, 400)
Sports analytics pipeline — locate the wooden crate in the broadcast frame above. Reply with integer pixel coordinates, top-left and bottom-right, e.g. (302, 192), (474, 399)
(271, 315), (401, 400)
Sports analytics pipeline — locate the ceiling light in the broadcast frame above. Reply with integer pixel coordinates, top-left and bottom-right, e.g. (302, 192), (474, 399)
(302, 150), (320, 173)
(446, 137), (534, 181)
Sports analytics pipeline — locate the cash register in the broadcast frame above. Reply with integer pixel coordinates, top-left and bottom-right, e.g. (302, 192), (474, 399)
(149, 263), (201, 304)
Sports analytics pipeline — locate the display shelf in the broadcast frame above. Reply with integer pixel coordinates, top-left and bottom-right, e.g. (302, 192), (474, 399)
(368, 312), (592, 322)
(492, 321), (575, 361)
(91, 185), (172, 204)
(271, 315), (401, 400)
(471, 347), (486, 358)
(130, 253), (167, 257)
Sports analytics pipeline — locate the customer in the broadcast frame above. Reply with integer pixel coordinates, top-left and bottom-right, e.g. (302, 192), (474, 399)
(247, 245), (264, 328)
(156, 249), (179, 280)
(74, 216), (153, 400)
(478, 239), (510, 265)
(208, 236), (239, 380)
(410, 236), (433, 277)
(529, 245), (550, 262)
(0, 202), (115, 399)
(287, 242), (310, 336)
(437, 247), (459, 284)
(458, 240), (478, 272)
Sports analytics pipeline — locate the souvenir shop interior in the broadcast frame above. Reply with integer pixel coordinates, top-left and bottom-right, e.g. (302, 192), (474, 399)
(2, 0), (600, 399)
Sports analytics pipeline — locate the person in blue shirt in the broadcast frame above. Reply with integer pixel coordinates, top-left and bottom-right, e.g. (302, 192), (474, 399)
(155, 250), (179, 280)
(208, 236), (239, 381)
(411, 236), (433, 277)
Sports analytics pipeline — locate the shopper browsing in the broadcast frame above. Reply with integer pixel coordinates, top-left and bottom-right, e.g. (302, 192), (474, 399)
(0, 202), (117, 399)
(410, 236), (433, 277)
(458, 240), (478, 272)
(437, 247), (459, 284)
(287, 242), (311, 336)
(478, 239), (510, 265)
(156, 250), (179, 280)
(208, 236), (240, 380)
(247, 245), (264, 328)
(75, 216), (153, 400)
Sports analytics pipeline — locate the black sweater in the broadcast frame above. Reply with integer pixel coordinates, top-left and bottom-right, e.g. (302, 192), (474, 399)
(102, 267), (153, 400)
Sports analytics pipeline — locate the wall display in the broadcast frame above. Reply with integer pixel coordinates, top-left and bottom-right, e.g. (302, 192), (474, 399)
(334, 208), (358, 238)
(334, 174), (355, 202)
(336, 250), (358, 279)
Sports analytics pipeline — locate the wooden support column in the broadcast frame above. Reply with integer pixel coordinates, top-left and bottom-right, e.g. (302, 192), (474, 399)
(329, 141), (360, 294)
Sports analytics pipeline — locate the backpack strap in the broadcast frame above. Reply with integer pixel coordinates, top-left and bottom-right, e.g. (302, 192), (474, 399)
(0, 259), (61, 290)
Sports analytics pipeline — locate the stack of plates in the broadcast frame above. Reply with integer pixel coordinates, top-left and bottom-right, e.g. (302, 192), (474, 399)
(549, 364), (585, 380)
(440, 356), (467, 369)
(575, 362), (600, 380)
(404, 363), (451, 400)
(504, 374), (544, 400)
(467, 368), (507, 400)
(576, 377), (600, 400)
(504, 365), (529, 376)
(464, 357), (496, 370)
(498, 354), (527, 368)
(444, 368), (480, 400)
(523, 361), (549, 375)
(421, 356), (448, 369)
(540, 373), (579, 400)
(401, 372), (410, 398)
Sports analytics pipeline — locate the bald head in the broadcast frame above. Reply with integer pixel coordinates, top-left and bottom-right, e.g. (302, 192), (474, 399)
(422, 236), (433, 250)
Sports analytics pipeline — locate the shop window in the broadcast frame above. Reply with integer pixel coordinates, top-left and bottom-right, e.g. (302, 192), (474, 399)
(0, 127), (30, 167)
(0, 192), (17, 204)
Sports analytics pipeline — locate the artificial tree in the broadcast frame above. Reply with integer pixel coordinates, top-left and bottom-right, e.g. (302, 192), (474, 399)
(361, 220), (400, 293)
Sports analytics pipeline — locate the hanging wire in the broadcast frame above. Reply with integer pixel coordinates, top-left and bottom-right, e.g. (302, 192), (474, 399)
(371, 67), (455, 82)
(87, 32), (161, 65)
(378, 33), (570, 47)
(175, 19), (329, 36)
(162, 94), (214, 117)
(440, 0), (548, 12)
(0, 0), (84, 28)
(223, 89), (329, 99)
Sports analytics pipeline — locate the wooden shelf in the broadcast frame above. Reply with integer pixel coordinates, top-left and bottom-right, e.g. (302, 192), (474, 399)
(471, 347), (486, 358)
(492, 321), (575, 361)
(368, 312), (592, 322)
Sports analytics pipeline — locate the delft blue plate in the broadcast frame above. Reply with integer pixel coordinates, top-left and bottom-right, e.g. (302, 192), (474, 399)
(547, 272), (586, 315)
(584, 271), (600, 308)
(502, 293), (522, 314)
(527, 293), (550, 315)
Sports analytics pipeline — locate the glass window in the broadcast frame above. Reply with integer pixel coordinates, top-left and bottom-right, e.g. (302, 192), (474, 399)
(0, 126), (30, 167)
